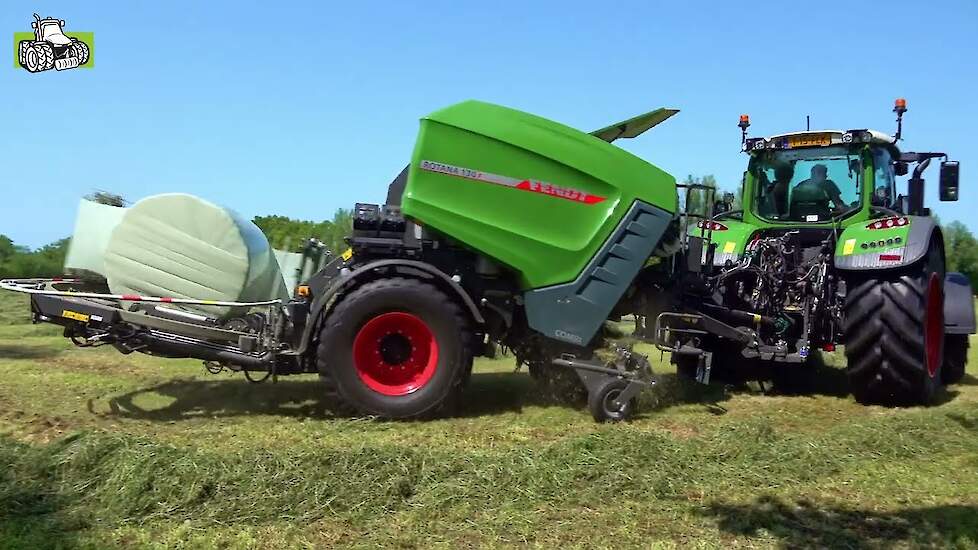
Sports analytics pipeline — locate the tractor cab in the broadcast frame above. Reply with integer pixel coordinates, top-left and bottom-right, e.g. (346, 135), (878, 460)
(743, 129), (899, 225)
(32, 14), (72, 46)
(692, 99), (961, 269)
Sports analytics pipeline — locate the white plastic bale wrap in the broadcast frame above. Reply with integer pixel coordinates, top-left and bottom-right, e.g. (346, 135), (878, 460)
(103, 194), (290, 318)
(63, 200), (128, 278)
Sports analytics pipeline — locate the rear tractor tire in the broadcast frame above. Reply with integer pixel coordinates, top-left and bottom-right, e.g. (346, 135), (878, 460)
(317, 277), (472, 418)
(843, 243), (945, 406)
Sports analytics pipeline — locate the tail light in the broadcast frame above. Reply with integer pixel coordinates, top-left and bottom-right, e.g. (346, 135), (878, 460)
(696, 220), (729, 231)
(866, 217), (909, 230)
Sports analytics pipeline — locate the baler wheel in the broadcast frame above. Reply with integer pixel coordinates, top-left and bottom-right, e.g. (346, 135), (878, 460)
(317, 277), (471, 418)
(588, 378), (634, 422)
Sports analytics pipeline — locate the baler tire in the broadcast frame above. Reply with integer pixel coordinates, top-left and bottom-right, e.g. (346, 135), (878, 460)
(588, 377), (634, 422)
(843, 243), (945, 406)
(317, 277), (471, 419)
(942, 334), (969, 385)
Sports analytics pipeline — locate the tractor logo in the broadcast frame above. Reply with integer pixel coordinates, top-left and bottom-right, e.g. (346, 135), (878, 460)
(15, 14), (93, 72)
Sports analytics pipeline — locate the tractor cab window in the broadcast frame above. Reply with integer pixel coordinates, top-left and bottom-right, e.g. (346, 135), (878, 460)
(751, 145), (862, 222)
(872, 147), (896, 208)
(39, 22), (61, 40)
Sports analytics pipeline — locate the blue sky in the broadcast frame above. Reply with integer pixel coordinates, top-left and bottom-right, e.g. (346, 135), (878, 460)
(2, 0), (977, 248)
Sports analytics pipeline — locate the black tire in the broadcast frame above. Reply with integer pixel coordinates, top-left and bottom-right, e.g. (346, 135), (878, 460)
(317, 277), (471, 418)
(843, 242), (945, 406)
(17, 41), (31, 68)
(942, 334), (970, 385)
(70, 39), (90, 65)
(22, 45), (40, 72)
(33, 43), (54, 72)
(588, 378), (634, 422)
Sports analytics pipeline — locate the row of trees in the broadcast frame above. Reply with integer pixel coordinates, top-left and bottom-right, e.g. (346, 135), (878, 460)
(252, 209), (353, 254)
(0, 184), (975, 291)
(0, 236), (70, 279)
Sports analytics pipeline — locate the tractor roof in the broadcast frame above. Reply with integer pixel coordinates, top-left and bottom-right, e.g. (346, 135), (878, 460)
(746, 129), (901, 156)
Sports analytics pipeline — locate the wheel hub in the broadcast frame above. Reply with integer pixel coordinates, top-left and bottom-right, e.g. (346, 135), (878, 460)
(378, 333), (412, 365)
(603, 389), (624, 415)
(352, 312), (439, 396)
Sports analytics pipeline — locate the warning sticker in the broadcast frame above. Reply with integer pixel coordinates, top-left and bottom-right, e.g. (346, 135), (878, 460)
(61, 309), (89, 322)
(843, 239), (856, 255)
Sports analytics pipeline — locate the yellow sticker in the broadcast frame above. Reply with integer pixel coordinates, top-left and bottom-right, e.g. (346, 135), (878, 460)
(843, 238), (856, 255)
(61, 310), (89, 322)
(341, 248), (353, 261)
(722, 241), (736, 254)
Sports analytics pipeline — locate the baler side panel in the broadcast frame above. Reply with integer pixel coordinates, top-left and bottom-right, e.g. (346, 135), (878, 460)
(524, 201), (673, 345)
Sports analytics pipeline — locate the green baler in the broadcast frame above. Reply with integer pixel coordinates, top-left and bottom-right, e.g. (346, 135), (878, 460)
(7, 100), (686, 421)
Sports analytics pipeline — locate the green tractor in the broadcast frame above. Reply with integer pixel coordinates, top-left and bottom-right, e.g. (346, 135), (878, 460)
(666, 99), (975, 405)
(17, 13), (90, 72)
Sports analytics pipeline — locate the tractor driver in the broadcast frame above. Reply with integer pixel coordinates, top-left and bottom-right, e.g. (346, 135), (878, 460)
(758, 164), (794, 218)
(795, 164), (845, 210)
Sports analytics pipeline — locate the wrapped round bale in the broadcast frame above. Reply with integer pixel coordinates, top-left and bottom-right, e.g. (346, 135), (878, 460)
(103, 193), (290, 318)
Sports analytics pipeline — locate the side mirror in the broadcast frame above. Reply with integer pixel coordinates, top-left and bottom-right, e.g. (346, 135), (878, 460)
(940, 161), (960, 201)
(713, 192), (735, 214)
(60, 19), (66, 27)
(31, 22), (37, 29)
(894, 162), (909, 176)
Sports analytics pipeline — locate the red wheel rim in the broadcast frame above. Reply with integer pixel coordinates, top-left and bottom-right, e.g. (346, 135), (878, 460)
(925, 273), (943, 378)
(352, 312), (438, 396)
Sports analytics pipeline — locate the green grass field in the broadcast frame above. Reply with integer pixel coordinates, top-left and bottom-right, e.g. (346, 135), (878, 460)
(0, 291), (976, 548)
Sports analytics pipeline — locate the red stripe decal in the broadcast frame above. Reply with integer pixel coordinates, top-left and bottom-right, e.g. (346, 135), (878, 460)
(121, 294), (141, 301)
(160, 297), (173, 303)
(515, 180), (606, 205)
(879, 254), (902, 261)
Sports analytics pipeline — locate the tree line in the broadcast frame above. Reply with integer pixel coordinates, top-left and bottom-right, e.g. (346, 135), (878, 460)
(0, 187), (976, 294)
